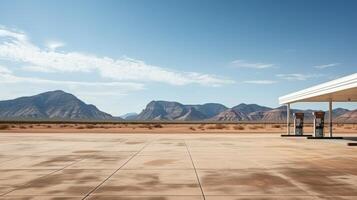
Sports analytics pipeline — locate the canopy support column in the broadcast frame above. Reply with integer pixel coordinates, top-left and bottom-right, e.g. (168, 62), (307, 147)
(287, 103), (290, 135)
(329, 100), (333, 137)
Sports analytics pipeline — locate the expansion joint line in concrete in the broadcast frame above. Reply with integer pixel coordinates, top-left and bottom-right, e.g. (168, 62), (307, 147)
(184, 140), (206, 200)
(0, 156), (87, 196)
(82, 139), (154, 200)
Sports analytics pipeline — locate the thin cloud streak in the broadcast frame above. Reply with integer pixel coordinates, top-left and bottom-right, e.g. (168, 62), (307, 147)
(243, 80), (277, 84)
(313, 63), (340, 69)
(46, 40), (65, 51)
(0, 65), (144, 90)
(0, 26), (234, 87)
(276, 73), (322, 81)
(231, 59), (275, 69)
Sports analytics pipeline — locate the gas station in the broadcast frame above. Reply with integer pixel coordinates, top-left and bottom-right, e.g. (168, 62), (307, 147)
(279, 73), (357, 138)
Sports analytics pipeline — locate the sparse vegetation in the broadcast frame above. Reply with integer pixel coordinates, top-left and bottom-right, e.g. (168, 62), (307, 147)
(0, 124), (10, 130)
(189, 126), (196, 131)
(249, 125), (258, 130)
(207, 124), (227, 129)
(86, 124), (95, 129)
(153, 124), (163, 128)
(139, 124), (154, 129)
(77, 126), (85, 129)
(198, 124), (205, 130)
(19, 125), (26, 129)
(272, 124), (281, 128)
(233, 125), (245, 130)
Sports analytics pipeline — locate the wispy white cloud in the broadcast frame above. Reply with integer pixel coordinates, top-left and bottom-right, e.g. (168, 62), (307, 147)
(231, 59), (275, 69)
(276, 73), (322, 81)
(22, 65), (56, 73)
(313, 63), (340, 69)
(0, 65), (12, 74)
(243, 80), (277, 84)
(46, 40), (65, 51)
(0, 26), (234, 87)
(0, 65), (144, 90)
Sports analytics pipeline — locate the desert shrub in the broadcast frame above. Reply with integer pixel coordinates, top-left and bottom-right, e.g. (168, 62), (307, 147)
(207, 124), (227, 129)
(206, 125), (215, 129)
(233, 125), (245, 130)
(153, 124), (163, 128)
(249, 125), (263, 130)
(86, 124), (95, 129)
(139, 124), (152, 129)
(47, 125), (52, 128)
(189, 126), (196, 131)
(19, 125), (26, 129)
(344, 126), (352, 129)
(29, 125), (33, 128)
(272, 124), (281, 128)
(0, 124), (10, 130)
(77, 126), (85, 129)
(198, 124), (205, 129)
(249, 125), (258, 130)
(215, 124), (227, 129)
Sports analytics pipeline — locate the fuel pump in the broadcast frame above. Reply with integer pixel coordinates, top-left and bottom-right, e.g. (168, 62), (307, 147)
(293, 113), (304, 136)
(313, 111), (325, 137)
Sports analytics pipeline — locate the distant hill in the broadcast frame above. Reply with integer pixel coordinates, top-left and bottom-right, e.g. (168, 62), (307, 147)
(210, 108), (249, 121)
(186, 103), (228, 118)
(0, 92), (354, 122)
(134, 100), (353, 122)
(176, 107), (207, 121)
(0, 90), (115, 120)
(135, 101), (228, 121)
(120, 112), (138, 120)
(232, 103), (272, 115)
(335, 110), (357, 123)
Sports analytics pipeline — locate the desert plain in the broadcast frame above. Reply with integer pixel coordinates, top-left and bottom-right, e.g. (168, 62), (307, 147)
(0, 123), (357, 200)
(0, 122), (357, 134)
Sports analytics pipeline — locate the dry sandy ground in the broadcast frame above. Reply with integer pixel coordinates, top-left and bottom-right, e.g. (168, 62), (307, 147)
(0, 123), (357, 134)
(0, 132), (357, 200)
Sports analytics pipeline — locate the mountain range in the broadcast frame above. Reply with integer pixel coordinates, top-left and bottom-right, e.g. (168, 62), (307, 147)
(133, 100), (354, 122)
(0, 90), (114, 120)
(0, 90), (355, 122)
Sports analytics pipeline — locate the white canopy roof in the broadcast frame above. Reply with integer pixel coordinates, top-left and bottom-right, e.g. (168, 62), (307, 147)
(279, 73), (357, 105)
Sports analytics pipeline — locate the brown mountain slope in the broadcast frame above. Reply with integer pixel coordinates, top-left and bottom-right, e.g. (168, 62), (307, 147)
(335, 110), (357, 123)
(210, 109), (249, 121)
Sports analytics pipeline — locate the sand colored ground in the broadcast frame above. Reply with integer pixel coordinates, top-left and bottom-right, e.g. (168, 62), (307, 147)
(0, 132), (357, 200)
(0, 123), (357, 133)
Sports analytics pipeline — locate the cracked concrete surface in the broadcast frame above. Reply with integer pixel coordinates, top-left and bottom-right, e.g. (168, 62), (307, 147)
(0, 133), (356, 200)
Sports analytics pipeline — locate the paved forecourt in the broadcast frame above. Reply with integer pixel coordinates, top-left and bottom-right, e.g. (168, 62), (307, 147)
(0, 133), (357, 200)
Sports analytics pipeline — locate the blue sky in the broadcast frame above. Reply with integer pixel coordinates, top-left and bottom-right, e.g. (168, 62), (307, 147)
(0, 0), (356, 115)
